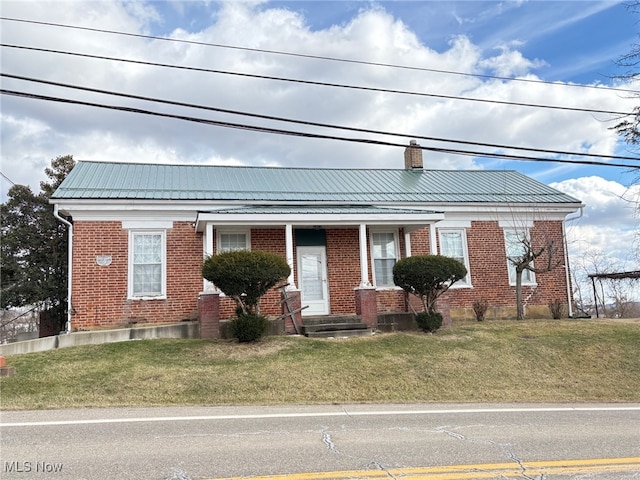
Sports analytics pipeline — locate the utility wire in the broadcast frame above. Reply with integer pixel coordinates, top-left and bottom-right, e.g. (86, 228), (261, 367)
(1, 43), (633, 117)
(1, 171), (16, 185)
(2, 88), (638, 169)
(2, 16), (638, 95)
(3, 72), (638, 163)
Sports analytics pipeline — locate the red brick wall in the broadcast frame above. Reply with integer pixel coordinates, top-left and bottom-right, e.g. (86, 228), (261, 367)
(376, 220), (569, 319)
(438, 220), (569, 312)
(409, 227), (432, 255)
(376, 289), (405, 312)
(71, 221), (202, 330)
(71, 219), (570, 328)
(326, 228), (361, 314)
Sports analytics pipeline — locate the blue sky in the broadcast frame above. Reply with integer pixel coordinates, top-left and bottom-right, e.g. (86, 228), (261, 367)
(1, 1), (639, 285)
(150, 0), (636, 85)
(136, 0), (639, 185)
(272, 1), (635, 85)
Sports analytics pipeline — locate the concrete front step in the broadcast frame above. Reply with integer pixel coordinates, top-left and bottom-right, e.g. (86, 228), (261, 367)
(301, 315), (372, 338)
(302, 322), (368, 334)
(305, 328), (373, 338)
(302, 315), (361, 326)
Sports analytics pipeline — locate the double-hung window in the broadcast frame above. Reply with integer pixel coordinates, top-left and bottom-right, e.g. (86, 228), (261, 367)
(504, 230), (535, 285)
(129, 231), (166, 298)
(218, 230), (250, 253)
(371, 231), (398, 287)
(438, 229), (471, 286)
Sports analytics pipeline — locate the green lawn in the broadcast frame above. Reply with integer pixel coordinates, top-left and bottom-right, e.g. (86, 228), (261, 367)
(1, 319), (639, 410)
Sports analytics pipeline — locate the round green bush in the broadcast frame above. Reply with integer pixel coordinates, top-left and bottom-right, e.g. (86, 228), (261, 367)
(202, 250), (290, 314)
(415, 311), (443, 333)
(393, 255), (467, 313)
(230, 313), (269, 342)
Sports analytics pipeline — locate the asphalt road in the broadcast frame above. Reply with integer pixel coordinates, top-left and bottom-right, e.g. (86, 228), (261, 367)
(1, 404), (639, 480)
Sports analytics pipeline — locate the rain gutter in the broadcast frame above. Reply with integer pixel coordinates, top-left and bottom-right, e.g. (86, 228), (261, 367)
(53, 204), (73, 333)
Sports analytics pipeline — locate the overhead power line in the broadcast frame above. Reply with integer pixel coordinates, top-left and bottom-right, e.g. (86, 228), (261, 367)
(1, 16), (638, 95)
(1, 171), (16, 185)
(1, 43), (633, 117)
(3, 72), (638, 163)
(2, 88), (638, 170)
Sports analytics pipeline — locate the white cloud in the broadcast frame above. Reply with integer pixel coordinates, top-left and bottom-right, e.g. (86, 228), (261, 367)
(551, 177), (639, 271)
(1, 1), (630, 179)
(0, 1), (636, 293)
(480, 44), (547, 77)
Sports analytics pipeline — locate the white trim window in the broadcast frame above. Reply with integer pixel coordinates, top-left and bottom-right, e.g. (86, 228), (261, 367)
(217, 230), (250, 253)
(371, 231), (398, 287)
(128, 231), (166, 298)
(438, 229), (471, 287)
(504, 230), (535, 285)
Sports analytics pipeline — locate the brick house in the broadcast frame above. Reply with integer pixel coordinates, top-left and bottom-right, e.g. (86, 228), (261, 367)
(51, 142), (582, 336)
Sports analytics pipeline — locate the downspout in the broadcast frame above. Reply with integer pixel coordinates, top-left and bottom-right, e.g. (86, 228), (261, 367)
(562, 206), (584, 318)
(53, 205), (73, 333)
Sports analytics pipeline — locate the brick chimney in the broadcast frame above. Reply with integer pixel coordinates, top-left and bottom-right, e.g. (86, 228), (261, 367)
(404, 140), (423, 170)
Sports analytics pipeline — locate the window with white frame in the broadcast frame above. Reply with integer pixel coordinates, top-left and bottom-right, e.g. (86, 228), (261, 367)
(129, 231), (166, 298)
(438, 229), (471, 286)
(217, 230), (250, 253)
(371, 231), (398, 287)
(504, 230), (535, 285)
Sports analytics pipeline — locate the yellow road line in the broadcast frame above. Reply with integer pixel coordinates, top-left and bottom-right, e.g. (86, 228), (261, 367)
(208, 457), (640, 480)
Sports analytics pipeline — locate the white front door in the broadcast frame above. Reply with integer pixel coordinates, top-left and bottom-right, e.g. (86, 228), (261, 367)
(297, 246), (329, 316)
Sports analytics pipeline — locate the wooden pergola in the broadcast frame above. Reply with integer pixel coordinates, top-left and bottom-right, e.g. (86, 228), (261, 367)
(588, 270), (640, 318)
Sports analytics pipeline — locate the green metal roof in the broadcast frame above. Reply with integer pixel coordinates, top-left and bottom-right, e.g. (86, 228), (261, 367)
(52, 161), (581, 204)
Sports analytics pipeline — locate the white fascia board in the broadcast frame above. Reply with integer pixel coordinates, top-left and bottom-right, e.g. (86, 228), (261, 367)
(54, 198), (582, 223)
(52, 199), (228, 212)
(195, 211), (445, 232)
(428, 205), (582, 222)
(392, 202), (584, 215)
(62, 210), (196, 222)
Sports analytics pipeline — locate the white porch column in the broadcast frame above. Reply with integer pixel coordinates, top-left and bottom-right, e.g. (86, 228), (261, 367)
(429, 223), (438, 255)
(404, 230), (412, 258)
(202, 222), (216, 292)
(285, 223), (297, 290)
(359, 223), (371, 287)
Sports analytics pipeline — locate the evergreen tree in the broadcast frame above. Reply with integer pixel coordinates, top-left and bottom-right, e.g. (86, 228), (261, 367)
(1, 155), (75, 333)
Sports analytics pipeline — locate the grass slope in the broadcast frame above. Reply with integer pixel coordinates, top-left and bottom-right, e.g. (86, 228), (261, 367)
(1, 320), (639, 410)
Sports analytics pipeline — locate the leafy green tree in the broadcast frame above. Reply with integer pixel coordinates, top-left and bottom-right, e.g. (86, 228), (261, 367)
(1, 155), (75, 333)
(201, 250), (290, 315)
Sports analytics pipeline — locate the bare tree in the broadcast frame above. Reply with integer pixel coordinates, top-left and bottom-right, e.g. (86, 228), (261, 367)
(613, 2), (640, 146)
(612, 2), (640, 261)
(573, 247), (614, 317)
(505, 227), (564, 321)
(608, 278), (640, 318)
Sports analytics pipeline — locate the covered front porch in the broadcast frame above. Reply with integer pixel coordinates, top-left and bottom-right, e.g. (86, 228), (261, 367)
(195, 206), (444, 338)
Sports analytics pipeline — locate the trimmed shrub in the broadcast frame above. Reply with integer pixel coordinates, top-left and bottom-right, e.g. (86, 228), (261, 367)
(230, 313), (269, 342)
(202, 250), (290, 314)
(393, 255), (467, 313)
(415, 311), (443, 333)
